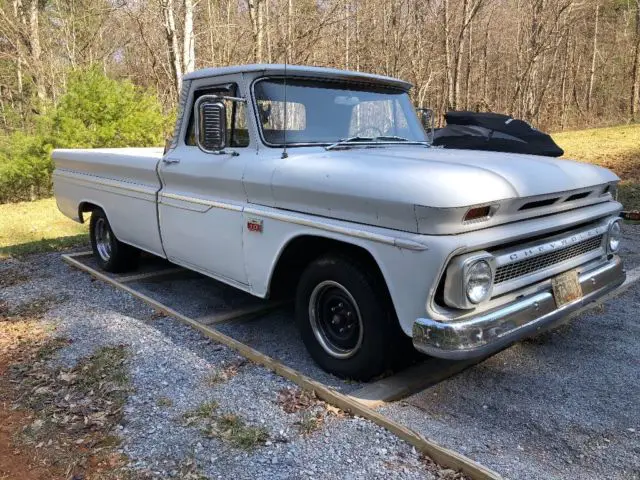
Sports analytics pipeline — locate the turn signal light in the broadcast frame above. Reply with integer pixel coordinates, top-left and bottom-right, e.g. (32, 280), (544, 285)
(464, 206), (492, 223)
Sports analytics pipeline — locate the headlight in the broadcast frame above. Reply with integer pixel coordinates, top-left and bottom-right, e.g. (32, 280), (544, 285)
(607, 219), (622, 252)
(465, 260), (494, 304)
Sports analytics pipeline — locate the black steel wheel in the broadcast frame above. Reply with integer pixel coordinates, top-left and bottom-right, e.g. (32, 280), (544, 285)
(308, 280), (364, 359)
(296, 253), (404, 380)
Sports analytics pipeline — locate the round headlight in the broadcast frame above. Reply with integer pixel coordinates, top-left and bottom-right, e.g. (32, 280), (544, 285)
(608, 220), (622, 252)
(465, 260), (493, 304)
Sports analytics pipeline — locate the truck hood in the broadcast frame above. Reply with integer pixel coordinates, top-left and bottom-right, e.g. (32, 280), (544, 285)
(270, 146), (619, 234)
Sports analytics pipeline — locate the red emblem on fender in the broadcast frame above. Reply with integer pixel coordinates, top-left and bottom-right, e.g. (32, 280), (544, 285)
(247, 218), (263, 233)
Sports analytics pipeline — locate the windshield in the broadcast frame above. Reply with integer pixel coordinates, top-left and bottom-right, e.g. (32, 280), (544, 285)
(253, 78), (427, 146)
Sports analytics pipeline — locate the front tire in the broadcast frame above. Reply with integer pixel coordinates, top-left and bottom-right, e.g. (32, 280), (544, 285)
(89, 209), (139, 273)
(295, 254), (403, 381)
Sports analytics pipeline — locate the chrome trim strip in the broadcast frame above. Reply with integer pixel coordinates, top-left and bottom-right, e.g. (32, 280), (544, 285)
(244, 206), (429, 251)
(413, 256), (625, 360)
(158, 191), (428, 251)
(160, 192), (244, 212)
(53, 170), (157, 201)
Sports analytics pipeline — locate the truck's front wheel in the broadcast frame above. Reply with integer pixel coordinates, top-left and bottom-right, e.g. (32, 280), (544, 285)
(295, 254), (402, 381)
(89, 209), (139, 273)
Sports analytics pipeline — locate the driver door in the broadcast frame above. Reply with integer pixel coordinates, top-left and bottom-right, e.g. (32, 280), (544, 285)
(158, 83), (250, 286)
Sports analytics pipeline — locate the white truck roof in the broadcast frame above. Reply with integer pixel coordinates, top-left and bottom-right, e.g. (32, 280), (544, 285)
(182, 63), (412, 91)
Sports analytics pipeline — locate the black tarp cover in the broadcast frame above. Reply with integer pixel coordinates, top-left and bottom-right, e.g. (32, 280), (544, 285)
(432, 111), (564, 157)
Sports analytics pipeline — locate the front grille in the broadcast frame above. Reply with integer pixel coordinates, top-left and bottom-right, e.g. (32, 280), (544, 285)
(494, 234), (604, 284)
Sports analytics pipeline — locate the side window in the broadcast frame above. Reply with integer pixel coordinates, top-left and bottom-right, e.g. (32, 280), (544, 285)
(185, 84), (250, 148)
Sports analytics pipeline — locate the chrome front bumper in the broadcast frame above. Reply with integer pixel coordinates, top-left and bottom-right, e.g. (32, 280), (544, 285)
(412, 256), (626, 360)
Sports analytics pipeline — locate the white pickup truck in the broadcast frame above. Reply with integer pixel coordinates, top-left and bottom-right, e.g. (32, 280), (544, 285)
(53, 64), (625, 380)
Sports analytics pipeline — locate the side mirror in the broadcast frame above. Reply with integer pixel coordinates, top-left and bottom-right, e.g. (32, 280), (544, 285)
(195, 95), (226, 153)
(417, 107), (435, 144)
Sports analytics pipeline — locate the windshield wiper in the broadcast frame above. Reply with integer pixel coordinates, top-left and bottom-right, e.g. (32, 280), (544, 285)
(373, 135), (410, 142)
(374, 135), (430, 145)
(325, 136), (374, 150)
(326, 135), (429, 150)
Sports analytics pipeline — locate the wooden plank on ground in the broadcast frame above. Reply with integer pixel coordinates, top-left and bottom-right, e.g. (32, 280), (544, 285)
(195, 301), (288, 326)
(61, 253), (502, 480)
(118, 267), (185, 283)
(349, 357), (485, 409)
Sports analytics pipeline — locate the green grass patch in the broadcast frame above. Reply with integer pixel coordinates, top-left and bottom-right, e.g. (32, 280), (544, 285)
(0, 197), (88, 258)
(553, 124), (640, 210)
(182, 401), (269, 450)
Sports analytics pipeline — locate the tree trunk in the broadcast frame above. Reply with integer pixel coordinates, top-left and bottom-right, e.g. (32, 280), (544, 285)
(632, 0), (640, 120)
(183, 0), (195, 74)
(247, 0), (264, 63)
(160, 0), (183, 95)
(287, 0), (293, 63)
(26, 0), (44, 102)
(465, 21), (473, 110)
(442, 0), (454, 109)
(587, 3), (599, 113)
(344, 0), (350, 69)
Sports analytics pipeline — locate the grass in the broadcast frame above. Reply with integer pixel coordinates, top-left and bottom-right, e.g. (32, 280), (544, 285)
(553, 124), (640, 210)
(182, 400), (269, 450)
(296, 411), (324, 435)
(0, 197), (88, 259)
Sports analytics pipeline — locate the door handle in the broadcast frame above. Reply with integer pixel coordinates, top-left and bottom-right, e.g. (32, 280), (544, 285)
(163, 157), (180, 164)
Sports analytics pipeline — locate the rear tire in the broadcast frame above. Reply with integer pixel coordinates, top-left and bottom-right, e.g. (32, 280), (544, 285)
(89, 209), (139, 273)
(295, 253), (404, 381)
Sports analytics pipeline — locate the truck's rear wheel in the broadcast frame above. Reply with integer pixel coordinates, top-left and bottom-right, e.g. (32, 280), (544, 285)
(89, 209), (139, 273)
(295, 254), (402, 381)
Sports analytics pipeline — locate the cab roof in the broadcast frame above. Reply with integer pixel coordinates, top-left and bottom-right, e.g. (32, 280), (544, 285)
(183, 64), (412, 91)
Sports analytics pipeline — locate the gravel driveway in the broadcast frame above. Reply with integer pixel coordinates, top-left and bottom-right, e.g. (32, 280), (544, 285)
(1, 253), (442, 480)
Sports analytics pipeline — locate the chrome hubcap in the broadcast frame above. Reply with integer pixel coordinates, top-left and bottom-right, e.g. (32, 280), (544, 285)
(94, 217), (112, 261)
(308, 281), (364, 359)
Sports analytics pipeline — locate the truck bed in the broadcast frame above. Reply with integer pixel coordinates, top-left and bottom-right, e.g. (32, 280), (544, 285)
(52, 147), (165, 256)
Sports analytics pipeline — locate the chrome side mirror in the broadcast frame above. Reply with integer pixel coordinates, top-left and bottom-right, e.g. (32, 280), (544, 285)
(195, 95), (226, 153)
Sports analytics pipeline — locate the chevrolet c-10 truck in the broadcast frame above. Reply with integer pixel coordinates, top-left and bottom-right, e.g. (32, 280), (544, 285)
(53, 64), (626, 380)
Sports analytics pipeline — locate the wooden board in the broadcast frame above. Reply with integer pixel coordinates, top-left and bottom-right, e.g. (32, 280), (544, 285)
(195, 301), (288, 326)
(118, 267), (186, 283)
(349, 357), (486, 409)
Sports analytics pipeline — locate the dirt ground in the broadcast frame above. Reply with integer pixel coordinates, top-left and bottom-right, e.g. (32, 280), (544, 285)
(0, 365), (64, 480)
(0, 310), (130, 480)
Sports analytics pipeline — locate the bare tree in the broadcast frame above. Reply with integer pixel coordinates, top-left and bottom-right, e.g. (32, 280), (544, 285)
(183, 0), (195, 73)
(632, 0), (640, 120)
(587, 3), (599, 113)
(247, 0), (264, 62)
(160, 0), (182, 94)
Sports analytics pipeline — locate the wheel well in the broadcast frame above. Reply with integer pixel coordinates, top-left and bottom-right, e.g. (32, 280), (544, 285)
(78, 202), (101, 223)
(268, 235), (390, 302)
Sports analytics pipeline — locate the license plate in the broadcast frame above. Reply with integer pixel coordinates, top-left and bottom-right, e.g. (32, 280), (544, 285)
(551, 270), (583, 308)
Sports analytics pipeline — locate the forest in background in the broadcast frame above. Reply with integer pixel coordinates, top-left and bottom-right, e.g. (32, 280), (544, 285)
(0, 0), (639, 203)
